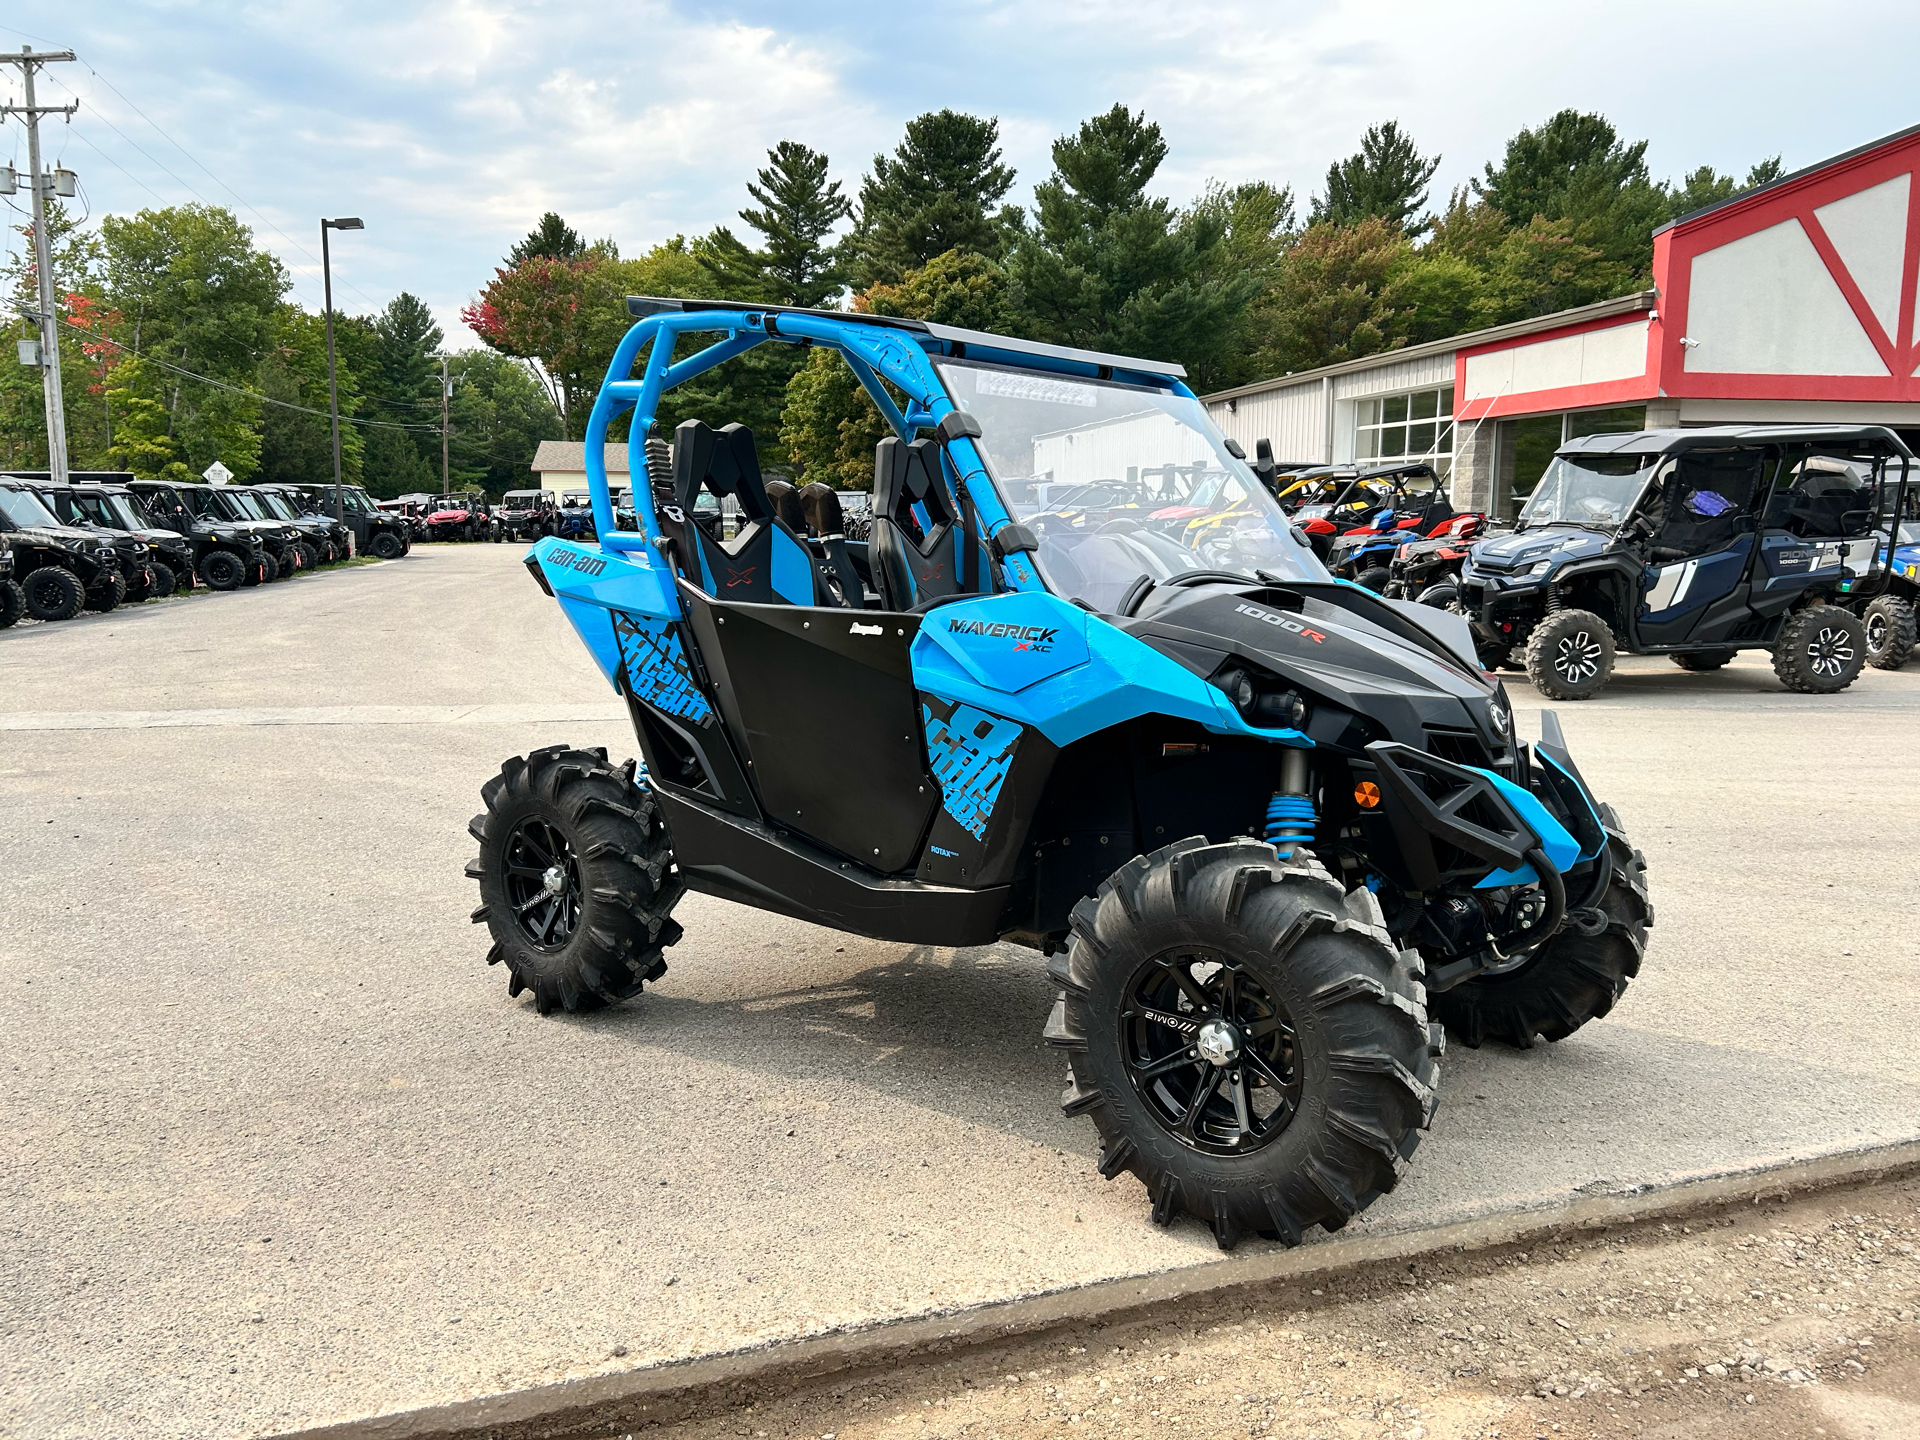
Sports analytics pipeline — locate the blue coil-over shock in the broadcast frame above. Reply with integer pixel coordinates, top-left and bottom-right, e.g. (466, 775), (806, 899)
(1263, 749), (1316, 856)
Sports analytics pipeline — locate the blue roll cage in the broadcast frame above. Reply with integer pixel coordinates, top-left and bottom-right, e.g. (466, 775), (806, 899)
(579, 300), (1202, 604)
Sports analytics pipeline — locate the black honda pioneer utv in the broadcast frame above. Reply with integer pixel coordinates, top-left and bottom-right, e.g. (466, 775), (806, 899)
(126, 480), (269, 590)
(58, 482), (195, 598)
(249, 484), (351, 567)
(288, 483), (413, 558)
(18, 477), (163, 606)
(493, 489), (558, 542)
(462, 297), (1653, 1250)
(1458, 426), (1914, 699)
(0, 478), (127, 619)
(30, 481), (187, 602)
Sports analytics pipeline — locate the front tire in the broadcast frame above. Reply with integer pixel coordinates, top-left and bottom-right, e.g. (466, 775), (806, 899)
(84, 571), (126, 613)
(0, 577), (22, 628)
(1525, 608), (1615, 700)
(200, 550), (246, 591)
(1863, 595), (1916, 671)
(1771, 605), (1866, 694)
(1353, 565), (1392, 594)
(467, 746), (685, 1016)
(294, 541), (320, 574)
(1415, 582), (1458, 609)
(1430, 805), (1651, 1049)
(147, 561), (178, 599)
(369, 531), (404, 560)
(24, 566), (84, 620)
(1047, 838), (1441, 1250)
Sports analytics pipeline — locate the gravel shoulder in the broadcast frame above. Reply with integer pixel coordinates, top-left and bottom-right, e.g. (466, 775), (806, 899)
(612, 1173), (1920, 1440)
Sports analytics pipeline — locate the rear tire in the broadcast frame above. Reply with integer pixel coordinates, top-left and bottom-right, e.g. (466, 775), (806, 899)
(24, 566), (84, 620)
(1771, 605), (1866, 694)
(84, 571), (126, 613)
(0, 577), (22, 628)
(1670, 650), (1734, 671)
(369, 531), (403, 560)
(1863, 595), (1916, 671)
(1048, 838), (1441, 1251)
(468, 746), (685, 1016)
(1430, 806), (1651, 1049)
(1525, 608), (1615, 700)
(200, 550), (246, 591)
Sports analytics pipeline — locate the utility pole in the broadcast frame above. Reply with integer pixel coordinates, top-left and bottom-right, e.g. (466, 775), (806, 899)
(440, 354), (450, 492)
(320, 215), (363, 528)
(1, 46), (79, 485)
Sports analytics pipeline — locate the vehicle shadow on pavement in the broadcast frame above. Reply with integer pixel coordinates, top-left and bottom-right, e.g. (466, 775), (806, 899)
(567, 944), (1084, 1149)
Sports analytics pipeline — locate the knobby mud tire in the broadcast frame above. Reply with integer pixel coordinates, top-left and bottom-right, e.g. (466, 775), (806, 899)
(83, 570), (126, 613)
(467, 745), (684, 1016)
(369, 532), (404, 560)
(1047, 838), (1442, 1251)
(22, 566), (83, 621)
(1863, 595), (1915, 671)
(0, 577), (26, 627)
(1430, 804), (1651, 1049)
(1771, 604), (1866, 694)
(1524, 608), (1615, 701)
(200, 550), (246, 591)
(147, 561), (177, 599)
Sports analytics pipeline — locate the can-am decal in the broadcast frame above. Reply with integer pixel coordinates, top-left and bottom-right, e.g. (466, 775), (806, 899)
(548, 546), (607, 578)
(1233, 602), (1327, 643)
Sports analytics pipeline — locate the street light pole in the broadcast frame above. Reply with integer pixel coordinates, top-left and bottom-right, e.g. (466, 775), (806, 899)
(320, 215), (363, 530)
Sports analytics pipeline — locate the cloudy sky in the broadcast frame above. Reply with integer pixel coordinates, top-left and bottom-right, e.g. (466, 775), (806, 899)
(5, 1), (1917, 347)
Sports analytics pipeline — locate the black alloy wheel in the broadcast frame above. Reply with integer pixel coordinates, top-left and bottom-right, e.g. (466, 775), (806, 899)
(1122, 949), (1300, 1156)
(502, 817), (582, 949)
(1806, 623), (1854, 679)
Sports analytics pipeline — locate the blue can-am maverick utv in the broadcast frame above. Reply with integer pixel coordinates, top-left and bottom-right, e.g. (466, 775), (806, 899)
(1458, 426), (1915, 699)
(466, 297), (1651, 1248)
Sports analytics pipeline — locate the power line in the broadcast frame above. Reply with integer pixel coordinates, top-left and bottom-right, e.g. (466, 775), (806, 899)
(44, 59), (385, 311)
(58, 317), (445, 432)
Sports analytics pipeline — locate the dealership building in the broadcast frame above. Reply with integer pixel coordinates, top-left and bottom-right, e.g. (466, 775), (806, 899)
(1205, 123), (1920, 518)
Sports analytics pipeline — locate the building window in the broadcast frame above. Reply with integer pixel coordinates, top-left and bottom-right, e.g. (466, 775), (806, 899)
(1353, 385), (1455, 477)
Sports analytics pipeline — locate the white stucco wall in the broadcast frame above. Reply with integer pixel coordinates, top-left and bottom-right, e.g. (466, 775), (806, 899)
(1462, 317), (1650, 403)
(1684, 219), (1889, 376)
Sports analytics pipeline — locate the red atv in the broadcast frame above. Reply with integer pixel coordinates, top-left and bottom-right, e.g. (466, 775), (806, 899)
(1382, 513), (1497, 605)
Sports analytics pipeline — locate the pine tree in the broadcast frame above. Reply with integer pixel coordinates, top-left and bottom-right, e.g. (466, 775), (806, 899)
(507, 212), (584, 267)
(371, 292), (443, 467)
(739, 140), (851, 309)
(1003, 104), (1259, 376)
(850, 111), (1015, 287)
(1310, 121), (1440, 234)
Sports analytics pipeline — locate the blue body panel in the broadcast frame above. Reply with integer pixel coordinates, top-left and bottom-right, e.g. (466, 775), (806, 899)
(1473, 767), (1582, 888)
(909, 592), (1311, 751)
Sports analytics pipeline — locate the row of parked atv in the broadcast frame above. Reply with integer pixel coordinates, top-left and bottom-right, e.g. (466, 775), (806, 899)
(377, 489), (613, 546)
(0, 473), (413, 627)
(1263, 423), (1919, 701)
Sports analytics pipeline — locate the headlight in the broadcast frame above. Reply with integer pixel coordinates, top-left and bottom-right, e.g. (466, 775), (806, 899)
(1488, 685), (1512, 740)
(1528, 560), (1555, 576)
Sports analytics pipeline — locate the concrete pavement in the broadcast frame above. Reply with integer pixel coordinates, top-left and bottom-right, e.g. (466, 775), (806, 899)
(2, 543), (1916, 1439)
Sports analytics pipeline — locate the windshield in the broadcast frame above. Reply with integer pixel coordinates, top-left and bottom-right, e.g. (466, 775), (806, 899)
(1520, 454), (1656, 530)
(253, 491), (297, 520)
(935, 360), (1326, 611)
(221, 491), (270, 521)
(0, 487), (61, 528)
(70, 492), (117, 528)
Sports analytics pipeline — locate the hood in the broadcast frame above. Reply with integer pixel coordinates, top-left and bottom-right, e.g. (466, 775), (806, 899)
(8, 522), (116, 551)
(1468, 526), (1611, 571)
(1126, 579), (1505, 754)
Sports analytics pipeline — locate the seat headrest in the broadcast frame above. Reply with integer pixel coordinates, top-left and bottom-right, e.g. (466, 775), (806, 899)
(764, 478), (807, 533)
(673, 420), (771, 522)
(800, 482), (846, 538)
